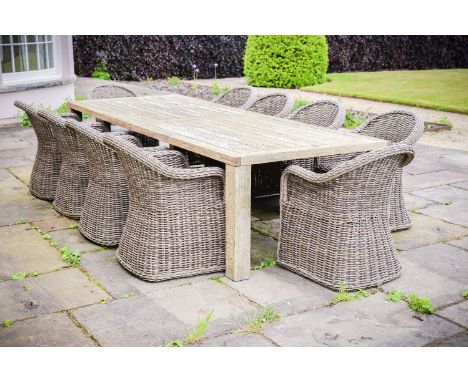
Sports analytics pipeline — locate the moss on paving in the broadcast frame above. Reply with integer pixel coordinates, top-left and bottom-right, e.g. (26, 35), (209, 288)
(302, 69), (468, 114)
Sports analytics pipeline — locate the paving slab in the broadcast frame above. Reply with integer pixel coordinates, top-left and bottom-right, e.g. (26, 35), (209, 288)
(148, 280), (257, 336)
(80, 249), (221, 298)
(384, 257), (466, 308)
(436, 301), (468, 328)
(251, 230), (277, 267)
(73, 294), (187, 346)
(426, 331), (468, 347)
(447, 236), (468, 250)
(33, 216), (78, 232)
(223, 266), (333, 316)
(8, 165), (32, 186)
(403, 170), (468, 192)
(0, 224), (65, 281)
(404, 193), (435, 211)
(0, 268), (108, 322)
(412, 184), (468, 203)
(49, 228), (103, 253)
(0, 313), (94, 346)
(452, 180), (468, 191)
(196, 332), (275, 347)
(263, 294), (461, 346)
(391, 212), (468, 250)
(418, 203), (468, 228)
(252, 218), (280, 240)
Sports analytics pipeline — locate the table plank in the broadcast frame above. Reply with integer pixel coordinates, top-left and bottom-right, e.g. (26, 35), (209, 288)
(68, 94), (387, 166)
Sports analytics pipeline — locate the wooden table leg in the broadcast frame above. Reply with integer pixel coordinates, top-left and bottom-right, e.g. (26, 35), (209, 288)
(225, 165), (251, 281)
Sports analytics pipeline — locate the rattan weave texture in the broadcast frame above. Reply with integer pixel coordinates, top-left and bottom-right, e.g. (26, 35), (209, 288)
(213, 87), (258, 109)
(278, 144), (415, 291)
(103, 135), (226, 281)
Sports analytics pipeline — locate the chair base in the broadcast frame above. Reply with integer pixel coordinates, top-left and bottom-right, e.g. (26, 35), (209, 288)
(116, 251), (225, 282)
(29, 186), (54, 202)
(52, 201), (81, 219)
(277, 260), (402, 292)
(78, 226), (119, 248)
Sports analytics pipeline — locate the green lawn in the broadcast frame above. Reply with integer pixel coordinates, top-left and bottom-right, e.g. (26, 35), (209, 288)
(302, 69), (468, 114)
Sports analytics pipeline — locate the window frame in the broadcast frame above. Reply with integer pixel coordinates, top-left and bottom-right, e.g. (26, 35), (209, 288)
(1, 35), (61, 85)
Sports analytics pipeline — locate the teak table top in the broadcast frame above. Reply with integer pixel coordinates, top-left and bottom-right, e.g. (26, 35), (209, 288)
(68, 94), (387, 166)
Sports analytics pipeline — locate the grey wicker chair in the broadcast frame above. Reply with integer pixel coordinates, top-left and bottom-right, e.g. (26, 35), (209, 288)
(37, 110), (108, 218)
(102, 134), (226, 282)
(278, 144), (415, 291)
(13, 101), (79, 201)
(88, 84), (158, 147)
(247, 93), (294, 118)
(214, 87), (258, 109)
(317, 111), (424, 231)
(287, 99), (346, 170)
(64, 119), (146, 246)
(246, 93), (295, 196)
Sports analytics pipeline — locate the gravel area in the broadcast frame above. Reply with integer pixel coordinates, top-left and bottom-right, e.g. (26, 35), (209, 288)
(132, 80), (219, 101)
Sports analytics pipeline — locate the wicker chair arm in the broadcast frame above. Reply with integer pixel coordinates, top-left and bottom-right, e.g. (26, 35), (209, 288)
(285, 143), (414, 185)
(144, 148), (190, 168)
(60, 112), (81, 121)
(114, 134), (143, 147)
(103, 135), (225, 182)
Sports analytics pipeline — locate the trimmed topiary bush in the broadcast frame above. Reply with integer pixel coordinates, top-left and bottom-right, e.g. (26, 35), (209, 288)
(243, 35), (328, 89)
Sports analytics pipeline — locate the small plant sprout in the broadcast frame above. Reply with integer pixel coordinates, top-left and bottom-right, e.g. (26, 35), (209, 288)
(344, 111), (367, 129)
(68, 223), (79, 229)
(437, 116), (453, 127)
(10, 272), (29, 280)
(210, 276), (224, 284)
(32, 271), (39, 277)
(91, 51), (111, 80)
(211, 83), (221, 96)
(463, 291), (468, 299)
(60, 245), (81, 266)
(222, 86), (230, 93)
(293, 98), (311, 111)
(252, 255), (276, 270)
(122, 292), (139, 299)
(332, 283), (377, 304)
(214, 63), (218, 80)
(385, 290), (406, 302)
(167, 309), (214, 347)
(385, 290), (435, 314)
(244, 305), (280, 333)
(444, 200), (454, 205)
(14, 219), (27, 225)
(1, 320), (14, 328)
(168, 76), (181, 86)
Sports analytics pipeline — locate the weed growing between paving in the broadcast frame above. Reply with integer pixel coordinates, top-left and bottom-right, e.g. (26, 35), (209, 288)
(1, 320), (14, 328)
(332, 283), (376, 304)
(386, 290), (435, 314)
(10, 271), (39, 280)
(244, 305), (280, 333)
(167, 309), (214, 347)
(59, 245), (81, 266)
(253, 256), (276, 270)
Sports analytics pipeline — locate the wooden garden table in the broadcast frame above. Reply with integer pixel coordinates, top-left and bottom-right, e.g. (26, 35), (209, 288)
(68, 94), (387, 281)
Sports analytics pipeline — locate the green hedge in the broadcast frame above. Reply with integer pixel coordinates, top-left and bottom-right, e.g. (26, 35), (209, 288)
(243, 35), (328, 89)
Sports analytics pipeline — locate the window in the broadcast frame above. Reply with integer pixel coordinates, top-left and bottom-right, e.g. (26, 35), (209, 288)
(1, 35), (59, 83)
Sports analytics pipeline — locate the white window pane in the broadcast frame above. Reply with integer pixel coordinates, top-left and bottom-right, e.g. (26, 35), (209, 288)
(26, 35), (36, 43)
(37, 43), (47, 69)
(13, 45), (27, 72)
(28, 44), (38, 70)
(1, 45), (13, 72)
(38, 35), (46, 43)
(1, 35), (11, 44)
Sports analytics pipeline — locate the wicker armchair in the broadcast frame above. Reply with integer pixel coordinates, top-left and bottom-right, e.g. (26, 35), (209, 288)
(317, 111), (424, 231)
(102, 135), (226, 281)
(214, 87), (258, 109)
(287, 100), (346, 170)
(247, 93), (294, 118)
(13, 101), (79, 201)
(37, 110), (107, 218)
(278, 144), (415, 291)
(64, 119), (145, 246)
(88, 84), (158, 147)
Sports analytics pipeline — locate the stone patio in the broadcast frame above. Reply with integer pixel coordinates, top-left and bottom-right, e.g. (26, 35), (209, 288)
(0, 123), (467, 347)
